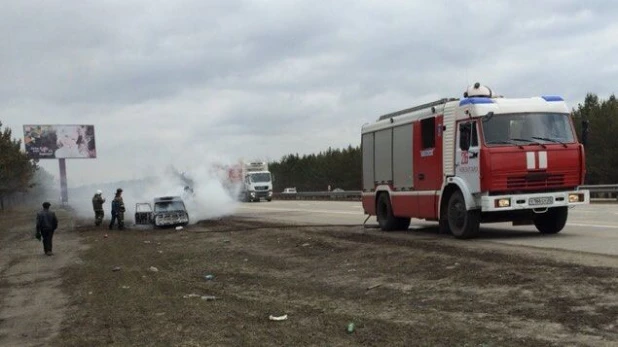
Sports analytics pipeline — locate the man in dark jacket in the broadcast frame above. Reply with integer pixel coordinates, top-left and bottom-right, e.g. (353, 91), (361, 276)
(109, 188), (126, 230)
(36, 202), (59, 256)
(92, 189), (106, 226)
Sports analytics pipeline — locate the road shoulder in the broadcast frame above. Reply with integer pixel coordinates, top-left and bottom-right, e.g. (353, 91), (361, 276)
(0, 208), (87, 347)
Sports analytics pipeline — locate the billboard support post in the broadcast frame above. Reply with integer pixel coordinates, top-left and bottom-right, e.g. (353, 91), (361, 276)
(59, 159), (68, 204)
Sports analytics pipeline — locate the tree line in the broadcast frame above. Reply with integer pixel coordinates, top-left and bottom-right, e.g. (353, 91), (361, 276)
(0, 121), (38, 209)
(571, 93), (618, 184)
(268, 145), (362, 192)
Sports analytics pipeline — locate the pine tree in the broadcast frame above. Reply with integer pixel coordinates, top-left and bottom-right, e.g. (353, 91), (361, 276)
(572, 93), (618, 184)
(0, 121), (37, 209)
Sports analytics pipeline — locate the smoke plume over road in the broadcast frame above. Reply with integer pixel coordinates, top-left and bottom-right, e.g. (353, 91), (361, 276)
(68, 158), (242, 226)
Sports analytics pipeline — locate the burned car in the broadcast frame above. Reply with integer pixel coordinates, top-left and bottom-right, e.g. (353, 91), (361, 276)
(135, 196), (190, 228)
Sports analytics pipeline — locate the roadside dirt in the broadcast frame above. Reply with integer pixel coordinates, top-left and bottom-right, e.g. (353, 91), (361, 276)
(2, 210), (618, 346)
(0, 207), (86, 347)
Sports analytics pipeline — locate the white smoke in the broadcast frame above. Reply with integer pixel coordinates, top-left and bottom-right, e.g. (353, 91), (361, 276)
(67, 155), (243, 226)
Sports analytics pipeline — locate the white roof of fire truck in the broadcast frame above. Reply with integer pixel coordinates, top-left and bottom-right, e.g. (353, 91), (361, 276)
(362, 83), (570, 133)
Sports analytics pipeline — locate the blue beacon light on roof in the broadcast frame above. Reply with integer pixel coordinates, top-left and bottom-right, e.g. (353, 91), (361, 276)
(541, 95), (564, 102)
(459, 97), (495, 106)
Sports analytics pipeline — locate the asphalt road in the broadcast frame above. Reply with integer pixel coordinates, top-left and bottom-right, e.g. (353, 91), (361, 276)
(236, 200), (618, 257)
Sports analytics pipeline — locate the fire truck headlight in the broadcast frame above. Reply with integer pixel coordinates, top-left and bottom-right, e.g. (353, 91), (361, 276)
(568, 193), (584, 203)
(494, 198), (511, 208)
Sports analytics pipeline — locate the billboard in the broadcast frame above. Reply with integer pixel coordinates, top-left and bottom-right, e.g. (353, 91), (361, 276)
(23, 124), (97, 159)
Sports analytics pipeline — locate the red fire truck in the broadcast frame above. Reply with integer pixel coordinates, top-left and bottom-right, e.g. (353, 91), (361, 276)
(361, 83), (590, 239)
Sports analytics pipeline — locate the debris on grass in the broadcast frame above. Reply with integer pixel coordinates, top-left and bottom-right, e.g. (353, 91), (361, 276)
(183, 294), (216, 301)
(446, 262), (460, 270)
(269, 314), (288, 321)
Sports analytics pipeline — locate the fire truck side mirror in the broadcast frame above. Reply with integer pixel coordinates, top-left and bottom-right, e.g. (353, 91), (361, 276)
(459, 123), (471, 151)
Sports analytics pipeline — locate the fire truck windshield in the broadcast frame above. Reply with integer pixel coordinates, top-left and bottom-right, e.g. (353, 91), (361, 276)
(249, 172), (271, 183)
(482, 112), (575, 146)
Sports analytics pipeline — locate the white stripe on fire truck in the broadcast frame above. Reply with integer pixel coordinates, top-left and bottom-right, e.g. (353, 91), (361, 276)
(361, 190), (439, 196)
(526, 152), (535, 170)
(391, 190), (438, 196)
(538, 151), (548, 169)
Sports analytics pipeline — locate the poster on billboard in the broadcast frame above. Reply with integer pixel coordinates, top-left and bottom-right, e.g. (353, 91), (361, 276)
(23, 124), (97, 159)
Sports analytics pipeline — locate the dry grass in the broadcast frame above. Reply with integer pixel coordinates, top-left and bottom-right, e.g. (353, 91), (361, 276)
(36, 215), (618, 347)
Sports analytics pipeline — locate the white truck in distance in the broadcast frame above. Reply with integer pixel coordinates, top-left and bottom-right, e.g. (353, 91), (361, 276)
(241, 161), (273, 202)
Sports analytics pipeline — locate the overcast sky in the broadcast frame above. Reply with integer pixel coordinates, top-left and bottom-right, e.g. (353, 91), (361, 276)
(2, 0), (618, 187)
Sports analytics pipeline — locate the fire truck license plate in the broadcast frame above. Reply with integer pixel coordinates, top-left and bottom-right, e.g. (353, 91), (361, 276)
(529, 197), (554, 206)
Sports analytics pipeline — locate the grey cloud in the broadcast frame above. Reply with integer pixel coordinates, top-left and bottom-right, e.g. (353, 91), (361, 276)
(2, 1), (618, 186)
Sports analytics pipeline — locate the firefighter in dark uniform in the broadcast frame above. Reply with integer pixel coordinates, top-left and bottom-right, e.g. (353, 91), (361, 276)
(36, 201), (59, 256)
(92, 189), (106, 226)
(109, 188), (126, 230)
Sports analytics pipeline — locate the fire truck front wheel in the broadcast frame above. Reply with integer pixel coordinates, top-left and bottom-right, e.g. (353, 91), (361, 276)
(376, 193), (410, 231)
(447, 190), (480, 239)
(534, 206), (568, 234)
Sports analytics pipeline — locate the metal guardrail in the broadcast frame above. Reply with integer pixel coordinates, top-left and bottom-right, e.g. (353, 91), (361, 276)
(580, 184), (618, 192)
(273, 191), (362, 201)
(273, 185), (618, 202)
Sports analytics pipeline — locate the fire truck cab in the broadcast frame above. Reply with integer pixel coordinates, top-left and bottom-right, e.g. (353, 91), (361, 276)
(361, 83), (590, 239)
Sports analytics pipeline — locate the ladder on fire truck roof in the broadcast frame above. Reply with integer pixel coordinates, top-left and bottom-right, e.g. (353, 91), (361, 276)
(378, 97), (459, 121)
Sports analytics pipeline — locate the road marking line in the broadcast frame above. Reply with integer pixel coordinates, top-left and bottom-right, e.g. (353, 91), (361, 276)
(567, 223), (618, 229)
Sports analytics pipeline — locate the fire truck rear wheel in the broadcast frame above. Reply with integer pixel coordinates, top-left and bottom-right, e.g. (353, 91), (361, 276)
(534, 206), (568, 234)
(447, 190), (480, 239)
(376, 193), (408, 231)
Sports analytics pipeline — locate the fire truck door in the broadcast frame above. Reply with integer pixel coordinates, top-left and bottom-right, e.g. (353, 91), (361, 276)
(414, 116), (442, 191)
(413, 116), (443, 219)
(455, 121), (481, 193)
